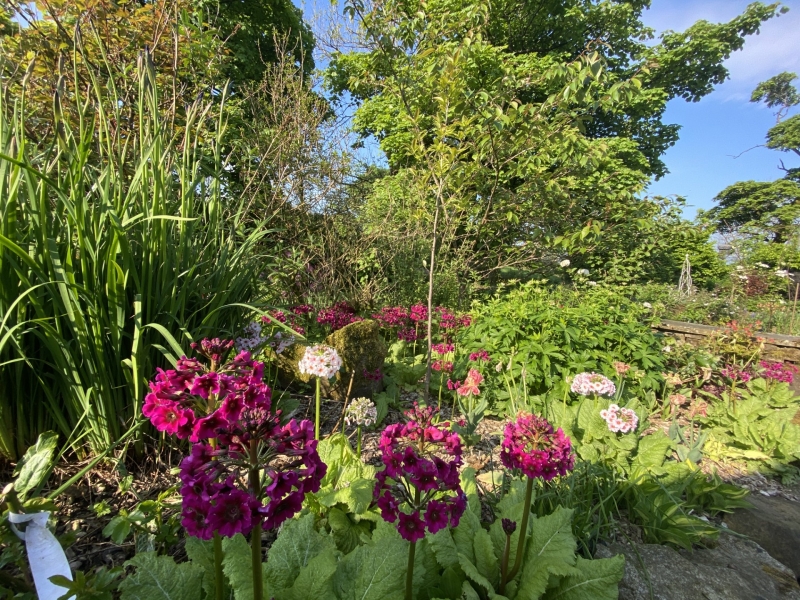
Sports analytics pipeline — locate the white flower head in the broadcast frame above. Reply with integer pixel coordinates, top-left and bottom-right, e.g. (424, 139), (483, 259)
(663, 345), (672, 353)
(737, 275), (748, 280)
(757, 263), (770, 268)
(345, 397), (377, 427)
(642, 302), (652, 309)
(298, 344), (342, 379)
(587, 281), (598, 287)
(559, 259), (571, 268)
(775, 269), (789, 278)
(735, 265), (744, 271)
(577, 268), (590, 276)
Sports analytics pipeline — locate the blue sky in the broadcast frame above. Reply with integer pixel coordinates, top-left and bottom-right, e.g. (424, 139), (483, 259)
(641, 0), (800, 218)
(302, 0), (800, 220)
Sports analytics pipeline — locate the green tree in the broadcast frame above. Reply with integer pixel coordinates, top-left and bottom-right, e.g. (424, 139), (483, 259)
(702, 72), (800, 268)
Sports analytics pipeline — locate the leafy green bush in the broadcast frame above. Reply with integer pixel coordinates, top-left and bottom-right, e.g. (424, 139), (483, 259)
(459, 283), (665, 414)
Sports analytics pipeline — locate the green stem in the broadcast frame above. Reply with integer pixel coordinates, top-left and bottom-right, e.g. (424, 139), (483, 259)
(357, 425), (362, 456)
(249, 439), (263, 600)
(213, 534), (224, 600)
(405, 539), (417, 600)
(504, 477), (533, 586)
(315, 377), (321, 440)
(499, 532), (512, 595)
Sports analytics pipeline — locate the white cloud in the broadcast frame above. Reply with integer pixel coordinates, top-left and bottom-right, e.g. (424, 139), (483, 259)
(643, 0), (800, 101)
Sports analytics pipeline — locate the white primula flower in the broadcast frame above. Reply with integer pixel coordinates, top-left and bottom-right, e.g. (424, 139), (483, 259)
(737, 275), (748, 280)
(757, 263), (770, 268)
(775, 269), (789, 278)
(642, 302), (652, 309)
(663, 345), (672, 353)
(577, 268), (590, 276)
(587, 281), (598, 286)
(559, 259), (571, 268)
(735, 265), (744, 271)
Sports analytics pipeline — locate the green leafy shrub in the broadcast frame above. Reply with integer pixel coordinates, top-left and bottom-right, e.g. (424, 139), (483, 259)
(459, 283), (665, 415)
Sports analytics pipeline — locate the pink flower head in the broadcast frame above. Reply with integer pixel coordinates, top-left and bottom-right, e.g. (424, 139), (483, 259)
(469, 350), (490, 362)
(612, 362), (631, 377)
(432, 343), (455, 355)
(570, 372), (616, 397)
(317, 301), (362, 331)
(409, 304), (428, 323)
(720, 364), (752, 383)
(298, 344), (342, 379)
(500, 413), (574, 481)
(759, 361), (797, 384)
(373, 403), (464, 541)
(456, 369), (483, 397)
(599, 404), (638, 434)
(432, 360), (454, 373)
(142, 338), (270, 442)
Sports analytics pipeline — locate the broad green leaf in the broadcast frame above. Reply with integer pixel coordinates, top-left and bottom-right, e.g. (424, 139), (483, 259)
(276, 547), (339, 600)
(332, 528), (407, 600)
(428, 529), (460, 571)
(102, 516), (132, 544)
(452, 505), (482, 564)
(265, 513), (336, 592)
(458, 553), (495, 594)
(515, 507), (577, 600)
(542, 556), (624, 600)
(473, 527), (499, 586)
(632, 431), (672, 469)
(119, 552), (203, 600)
(14, 431), (59, 498)
(328, 506), (372, 553)
(223, 533), (268, 600)
(185, 537), (224, 599)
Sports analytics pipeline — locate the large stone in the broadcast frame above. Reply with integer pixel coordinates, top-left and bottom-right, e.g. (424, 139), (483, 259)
(724, 494), (800, 578)
(595, 532), (800, 600)
(274, 320), (387, 400)
(323, 319), (387, 400)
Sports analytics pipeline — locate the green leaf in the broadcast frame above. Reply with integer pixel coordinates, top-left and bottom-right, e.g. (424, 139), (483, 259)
(542, 556), (624, 600)
(428, 529), (460, 571)
(118, 552), (203, 600)
(265, 513), (336, 592)
(102, 516), (132, 545)
(515, 507), (577, 600)
(458, 553), (495, 594)
(632, 432), (672, 469)
(276, 547), (339, 600)
(14, 431), (59, 498)
(185, 537), (222, 599)
(332, 529), (407, 600)
(473, 527), (499, 585)
(328, 507), (372, 553)
(320, 478), (376, 514)
(222, 533), (266, 600)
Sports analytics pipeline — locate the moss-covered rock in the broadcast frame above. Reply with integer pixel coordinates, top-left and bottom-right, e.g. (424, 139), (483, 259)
(324, 319), (387, 400)
(274, 319), (387, 400)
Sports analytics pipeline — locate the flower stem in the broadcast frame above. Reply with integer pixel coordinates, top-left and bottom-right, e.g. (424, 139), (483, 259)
(504, 476), (533, 587)
(213, 534), (224, 600)
(249, 439), (263, 600)
(405, 539), (417, 600)
(357, 425), (362, 456)
(499, 531), (513, 595)
(315, 377), (321, 440)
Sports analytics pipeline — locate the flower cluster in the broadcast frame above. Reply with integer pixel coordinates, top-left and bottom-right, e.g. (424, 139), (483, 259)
(469, 350), (490, 362)
(298, 345), (342, 379)
(500, 413), (574, 480)
(374, 404), (465, 542)
(398, 327), (420, 342)
(291, 304), (314, 315)
(143, 340), (267, 440)
(570, 372), (616, 397)
(432, 342), (455, 355)
(372, 306), (410, 328)
(436, 307), (471, 332)
(264, 310), (306, 335)
(409, 304), (428, 322)
(180, 414), (325, 540)
(363, 367), (383, 382)
(456, 369), (483, 397)
(760, 360), (798, 384)
(599, 404), (638, 433)
(267, 331), (296, 355)
(345, 397), (378, 428)
(316, 301), (363, 331)
(612, 361), (631, 377)
(720, 364), (752, 383)
(236, 322), (268, 353)
(432, 360), (454, 373)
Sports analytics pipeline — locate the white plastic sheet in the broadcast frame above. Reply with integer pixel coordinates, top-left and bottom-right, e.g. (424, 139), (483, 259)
(9, 511), (74, 600)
